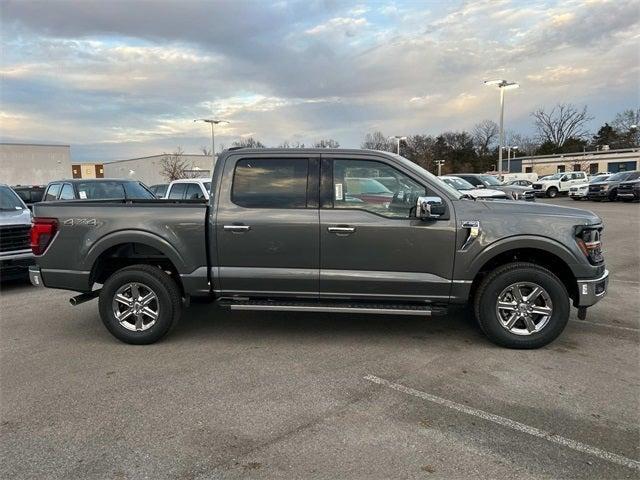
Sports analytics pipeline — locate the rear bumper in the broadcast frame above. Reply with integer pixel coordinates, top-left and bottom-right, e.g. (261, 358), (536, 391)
(575, 269), (608, 307)
(29, 265), (91, 291)
(29, 266), (43, 287)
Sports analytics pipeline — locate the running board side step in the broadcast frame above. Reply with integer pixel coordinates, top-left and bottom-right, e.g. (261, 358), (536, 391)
(222, 300), (446, 316)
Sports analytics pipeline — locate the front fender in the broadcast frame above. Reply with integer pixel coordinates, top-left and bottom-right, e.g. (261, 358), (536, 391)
(457, 235), (588, 280)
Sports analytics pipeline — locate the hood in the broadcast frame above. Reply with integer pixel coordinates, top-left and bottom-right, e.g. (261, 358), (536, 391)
(483, 199), (601, 224)
(0, 207), (31, 226)
(470, 188), (506, 198)
(620, 179), (640, 185)
(496, 184), (530, 193)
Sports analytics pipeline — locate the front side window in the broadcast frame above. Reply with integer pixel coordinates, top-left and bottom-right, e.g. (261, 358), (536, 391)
(232, 158), (308, 208)
(332, 159), (426, 218)
(76, 181), (125, 199)
(44, 183), (61, 201)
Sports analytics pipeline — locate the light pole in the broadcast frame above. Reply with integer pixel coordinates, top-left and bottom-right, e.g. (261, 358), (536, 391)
(436, 160), (445, 176)
(194, 119), (229, 163)
(389, 135), (407, 155)
(484, 79), (519, 173)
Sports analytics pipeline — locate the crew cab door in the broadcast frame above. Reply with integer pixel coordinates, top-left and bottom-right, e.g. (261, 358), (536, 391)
(319, 154), (456, 302)
(215, 154), (320, 297)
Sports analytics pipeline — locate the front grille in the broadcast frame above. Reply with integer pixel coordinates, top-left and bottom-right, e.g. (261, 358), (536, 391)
(523, 190), (535, 199)
(569, 187), (577, 192)
(588, 185), (603, 193)
(0, 225), (31, 253)
(532, 184), (543, 190)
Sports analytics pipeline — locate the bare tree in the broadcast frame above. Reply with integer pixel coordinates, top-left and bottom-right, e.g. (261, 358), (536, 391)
(232, 137), (265, 148)
(472, 120), (498, 155)
(505, 131), (539, 156)
(612, 108), (640, 147)
(313, 139), (340, 148)
(361, 131), (393, 151)
(532, 103), (593, 147)
(278, 140), (306, 148)
(160, 147), (192, 182)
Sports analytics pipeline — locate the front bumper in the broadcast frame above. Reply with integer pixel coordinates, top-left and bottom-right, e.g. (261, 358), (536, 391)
(569, 190), (587, 198)
(617, 192), (638, 200)
(0, 250), (34, 279)
(587, 190), (609, 199)
(575, 269), (608, 307)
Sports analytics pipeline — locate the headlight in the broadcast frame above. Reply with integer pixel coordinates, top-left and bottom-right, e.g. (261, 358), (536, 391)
(575, 225), (604, 265)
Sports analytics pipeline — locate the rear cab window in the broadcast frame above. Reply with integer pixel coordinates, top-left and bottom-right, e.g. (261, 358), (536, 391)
(168, 183), (187, 199)
(232, 158), (309, 208)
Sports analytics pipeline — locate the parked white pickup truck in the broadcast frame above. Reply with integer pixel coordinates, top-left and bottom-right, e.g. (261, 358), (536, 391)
(532, 172), (588, 198)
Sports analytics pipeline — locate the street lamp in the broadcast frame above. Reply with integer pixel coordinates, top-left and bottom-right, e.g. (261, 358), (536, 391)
(194, 119), (229, 163)
(484, 79), (519, 173)
(435, 160), (445, 176)
(389, 135), (407, 155)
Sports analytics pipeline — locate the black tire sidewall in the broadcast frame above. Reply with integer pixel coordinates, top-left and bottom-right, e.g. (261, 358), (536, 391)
(477, 266), (569, 348)
(99, 268), (177, 344)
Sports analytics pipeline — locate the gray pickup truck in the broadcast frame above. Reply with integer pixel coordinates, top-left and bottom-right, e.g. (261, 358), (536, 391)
(29, 148), (609, 348)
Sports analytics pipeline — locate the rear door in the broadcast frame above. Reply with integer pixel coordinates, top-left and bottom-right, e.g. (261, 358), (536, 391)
(319, 153), (456, 302)
(215, 153), (320, 297)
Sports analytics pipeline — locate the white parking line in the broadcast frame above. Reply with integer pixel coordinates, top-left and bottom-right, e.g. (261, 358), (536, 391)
(364, 374), (640, 471)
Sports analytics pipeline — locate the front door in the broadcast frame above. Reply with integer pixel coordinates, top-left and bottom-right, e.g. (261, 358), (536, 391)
(216, 154), (320, 298)
(319, 154), (457, 303)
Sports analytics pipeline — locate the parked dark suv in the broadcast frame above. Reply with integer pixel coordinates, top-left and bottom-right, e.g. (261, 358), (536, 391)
(42, 179), (155, 201)
(617, 177), (640, 202)
(587, 171), (640, 201)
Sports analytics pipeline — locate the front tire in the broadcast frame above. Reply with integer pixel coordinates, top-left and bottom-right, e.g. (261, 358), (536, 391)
(474, 262), (569, 349)
(546, 187), (558, 198)
(99, 264), (182, 344)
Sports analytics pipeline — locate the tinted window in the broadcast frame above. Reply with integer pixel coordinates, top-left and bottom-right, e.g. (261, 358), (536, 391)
(185, 183), (205, 199)
(59, 183), (75, 200)
(124, 182), (155, 199)
(151, 184), (168, 197)
(459, 175), (482, 187)
(44, 183), (61, 201)
(232, 158), (308, 208)
(168, 183), (187, 199)
(332, 159), (425, 218)
(0, 186), (25, 210)
(76, 181), (125, 199)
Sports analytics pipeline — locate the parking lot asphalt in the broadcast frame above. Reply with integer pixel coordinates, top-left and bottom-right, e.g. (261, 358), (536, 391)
(1, 197), (639, 479)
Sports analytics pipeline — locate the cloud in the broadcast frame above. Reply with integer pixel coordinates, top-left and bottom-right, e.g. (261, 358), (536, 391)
(0, 0), (638, 160)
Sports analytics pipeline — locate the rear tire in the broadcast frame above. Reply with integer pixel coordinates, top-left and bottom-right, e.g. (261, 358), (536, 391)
(474, 262), (569, 349)
(98, 264), (182, 344)
(546, 187), (558, 198)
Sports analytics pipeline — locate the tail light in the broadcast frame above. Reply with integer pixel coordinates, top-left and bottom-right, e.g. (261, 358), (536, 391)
(575, 226), (603, 265)
(31, 217), (58, 255)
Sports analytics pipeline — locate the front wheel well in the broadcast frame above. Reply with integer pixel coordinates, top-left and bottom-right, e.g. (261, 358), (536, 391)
(469, 248), (577, 304)
(90, 242), (183, 295)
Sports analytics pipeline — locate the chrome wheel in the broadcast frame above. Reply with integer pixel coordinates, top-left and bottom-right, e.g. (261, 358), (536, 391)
(111, 282), (159, 332)
(496, 282), (553, 336)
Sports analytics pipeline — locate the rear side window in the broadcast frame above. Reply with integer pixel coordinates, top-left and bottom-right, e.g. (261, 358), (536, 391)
(185, 183), (205, 199)
(59, 184), (75, 200)
(232, 158), (308, 208)
(44, 183), (61, 201)
(168, 183), (187, 199)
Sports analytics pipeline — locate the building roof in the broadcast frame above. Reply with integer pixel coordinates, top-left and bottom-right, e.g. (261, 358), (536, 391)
(0, 142), (70, 148)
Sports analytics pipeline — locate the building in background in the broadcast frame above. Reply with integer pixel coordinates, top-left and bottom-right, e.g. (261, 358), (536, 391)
(0, 143), (71, 185)
(71, 163), (104, 179)
(103, 154), (214, 185)
(510, 148), (639, 176)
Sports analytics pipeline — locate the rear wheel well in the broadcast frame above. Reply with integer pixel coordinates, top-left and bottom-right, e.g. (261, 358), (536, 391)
(90, 243), (183, 295)
(470, 248), (577, 304)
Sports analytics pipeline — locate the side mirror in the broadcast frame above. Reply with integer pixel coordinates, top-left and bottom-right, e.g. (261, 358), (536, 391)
(476, 184), (486, 189)
(416, 196), (446, 220)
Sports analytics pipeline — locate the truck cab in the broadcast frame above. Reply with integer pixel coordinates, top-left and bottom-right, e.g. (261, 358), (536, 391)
(532, 171), (588, 198)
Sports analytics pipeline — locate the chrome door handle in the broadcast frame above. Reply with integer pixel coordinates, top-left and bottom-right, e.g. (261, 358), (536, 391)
(223, 225), (251, 233)
(327, 226), (356, 234)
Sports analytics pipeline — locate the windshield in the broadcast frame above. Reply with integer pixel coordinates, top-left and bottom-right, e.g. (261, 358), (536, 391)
(441, 177), (474, 191)
(608, 172), (632, 181)
(478, 175), (503, 186)
(546, 173), (565, 180)
(590, 175), (609, 183)
(0, 186), (26, 210)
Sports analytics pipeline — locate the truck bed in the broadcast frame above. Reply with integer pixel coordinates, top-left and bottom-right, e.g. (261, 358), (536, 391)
(33, 199), (209, 292)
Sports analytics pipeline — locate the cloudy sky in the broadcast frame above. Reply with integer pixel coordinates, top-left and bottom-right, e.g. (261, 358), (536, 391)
(1, 0), (638, 161)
